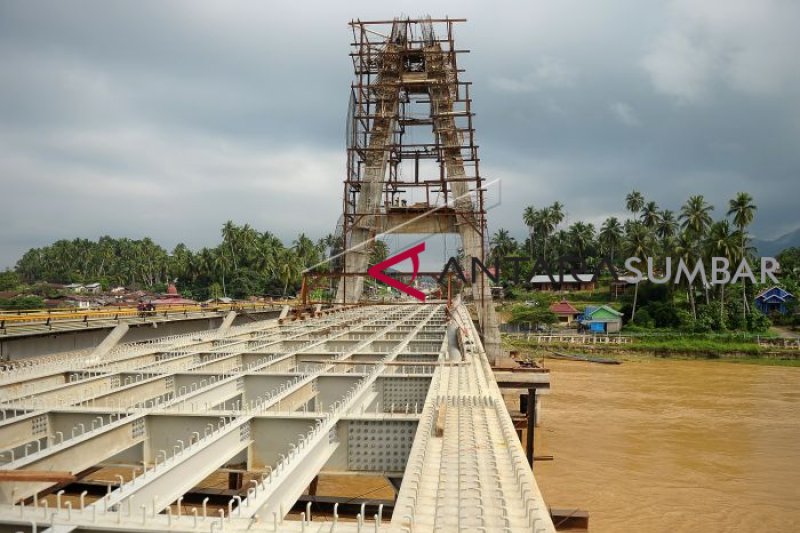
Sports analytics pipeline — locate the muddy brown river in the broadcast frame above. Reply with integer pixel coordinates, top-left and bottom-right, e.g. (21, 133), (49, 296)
(533, 358), (800, 532)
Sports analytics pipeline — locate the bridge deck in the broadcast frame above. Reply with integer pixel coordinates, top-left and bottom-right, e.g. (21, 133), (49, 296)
(0, 303), (554, 532)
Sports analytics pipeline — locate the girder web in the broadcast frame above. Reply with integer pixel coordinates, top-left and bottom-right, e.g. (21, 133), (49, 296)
(0, 300), (554, 532)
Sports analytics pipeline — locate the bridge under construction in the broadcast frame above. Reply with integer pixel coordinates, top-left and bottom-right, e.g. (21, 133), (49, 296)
(0, 18), (556, 533)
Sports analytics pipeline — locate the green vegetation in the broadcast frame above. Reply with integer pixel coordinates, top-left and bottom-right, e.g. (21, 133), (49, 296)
(12, 221), (388, 301)
(490, 191), (798, 334)
(0, 270), (21, 291)
(0, 295), (45, 310)
(505, 336), (800, 366)
(507, 303), (557, 328)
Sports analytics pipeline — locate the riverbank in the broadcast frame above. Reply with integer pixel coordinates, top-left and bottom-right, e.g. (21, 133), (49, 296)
(504, 336), (800, 366)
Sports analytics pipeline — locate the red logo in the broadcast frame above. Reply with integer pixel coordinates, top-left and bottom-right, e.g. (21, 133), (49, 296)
(367, 242), (426, 301)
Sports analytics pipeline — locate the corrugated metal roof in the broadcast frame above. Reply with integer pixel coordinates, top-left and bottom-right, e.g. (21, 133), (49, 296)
(529, 274), (595, 284)
(549, 300), (579, 314)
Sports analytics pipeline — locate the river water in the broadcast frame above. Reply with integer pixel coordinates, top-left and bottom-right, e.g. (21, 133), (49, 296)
(533, 358), (800, 532)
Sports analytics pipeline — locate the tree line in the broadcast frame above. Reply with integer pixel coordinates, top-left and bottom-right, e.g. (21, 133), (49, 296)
(13, 222), (388, 301)
(488, 191), (791, 332)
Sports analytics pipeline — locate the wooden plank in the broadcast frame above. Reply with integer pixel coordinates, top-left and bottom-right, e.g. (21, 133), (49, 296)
(550, 507), (589, 530)
(495, 380), (551, 390)
(0, 471), (76, 483)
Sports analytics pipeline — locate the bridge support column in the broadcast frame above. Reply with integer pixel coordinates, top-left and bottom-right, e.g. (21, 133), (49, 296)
(526, 388), (537, 467)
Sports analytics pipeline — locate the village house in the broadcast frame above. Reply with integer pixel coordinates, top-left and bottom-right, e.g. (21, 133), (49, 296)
(610, 275), (646, 299)
(64, 296), (94, 309)
(84, 282), (102, 294)
(149, 283), (197, 307)
(754, 286), (795, 315)
(549, 299), (581, 326)
(579, 305), (624, 333)
(529, 274), (596, 292)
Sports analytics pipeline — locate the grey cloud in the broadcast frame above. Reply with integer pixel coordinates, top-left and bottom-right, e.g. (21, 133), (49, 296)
(0, 0), (798, 268)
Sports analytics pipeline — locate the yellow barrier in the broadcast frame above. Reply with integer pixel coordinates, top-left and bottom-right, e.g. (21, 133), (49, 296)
(0, 303), (281, 325)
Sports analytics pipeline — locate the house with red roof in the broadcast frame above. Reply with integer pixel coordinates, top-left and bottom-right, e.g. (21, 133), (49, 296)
(549, 299), (581, 326)
(148, 283), (197, 307)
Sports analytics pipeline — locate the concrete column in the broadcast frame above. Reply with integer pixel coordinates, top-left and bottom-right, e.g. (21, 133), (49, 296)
(87, 323), (129, 363)
(218, 311), (237, 334)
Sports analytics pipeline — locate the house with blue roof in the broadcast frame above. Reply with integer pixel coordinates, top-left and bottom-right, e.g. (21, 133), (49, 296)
(578, 305), (624, 333)
(754, 286), (795, 315)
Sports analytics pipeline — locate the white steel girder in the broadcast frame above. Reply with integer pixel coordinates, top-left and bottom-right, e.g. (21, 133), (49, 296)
(0, 303), (555, 533)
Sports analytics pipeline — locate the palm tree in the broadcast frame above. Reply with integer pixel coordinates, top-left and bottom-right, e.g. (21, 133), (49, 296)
(237, 224), (259, 266)
(707, 220), (738, 328)
(599, 217), (623, 263)
(490, 228), (517, 264)
(624, 222), (653, 321)
(212, 249), (230, 297)
(679, 196), (714, 308)
(727, 192), (757, 323)
(169, 243), (192, 283)
(541, 204), (563, 260)
(549, 202), (565, 228)
(656, 209), (678, 243)
(679, 195), (714, 239)
(673, 231), (699, 319)
(567, 222), (595, 266)
(625, 190), (645, 218)
(95, 236), (115, 279)
(640, 201), (661, 230)
(318, 233), (338, 259)
(522, 206), (537, 261)
(275, 247), (302, 297)
(221, 220), (239, 271)
(293, 233), (318, 269)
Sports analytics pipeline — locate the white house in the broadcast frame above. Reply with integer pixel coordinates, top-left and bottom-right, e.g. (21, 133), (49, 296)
(64, 283), (85, 293)
(84, 283), (102, 294)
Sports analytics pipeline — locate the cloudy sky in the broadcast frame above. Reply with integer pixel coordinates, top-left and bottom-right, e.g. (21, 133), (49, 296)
(1, 0), (799, 269)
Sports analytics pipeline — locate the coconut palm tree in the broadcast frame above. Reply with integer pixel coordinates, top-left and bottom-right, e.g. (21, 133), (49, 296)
(522, 206), (537, 261)
(490, 228), (517, 264)
(221, 220), (239, 271)
(673, 231), (699, 319)
(625, 190), (645, 218)
(599, 217), (624, 263)
(540, 204), (564, 260)
(567, 222), (595, 266)
(727, 192), (757, 323)
(624, 222), (653, 321)
(293, 233), (319, 269)
(212, 249), (230, 297)
(237, 224), (259, 266)
(275, 247), (302, 297)
(656, 209), (678, 243)
(640, 201), (661, 230)
(549, 202), (565, 228)
(679, 195), (714, 239)
(706, 220), (738, 328)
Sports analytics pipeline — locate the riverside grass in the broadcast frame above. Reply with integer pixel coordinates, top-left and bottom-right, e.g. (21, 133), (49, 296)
(504, 335), (800, 366)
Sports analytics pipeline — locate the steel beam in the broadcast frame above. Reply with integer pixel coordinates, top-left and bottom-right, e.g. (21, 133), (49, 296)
(107, 418), (252, 516)
(0, 416), (143, 503)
